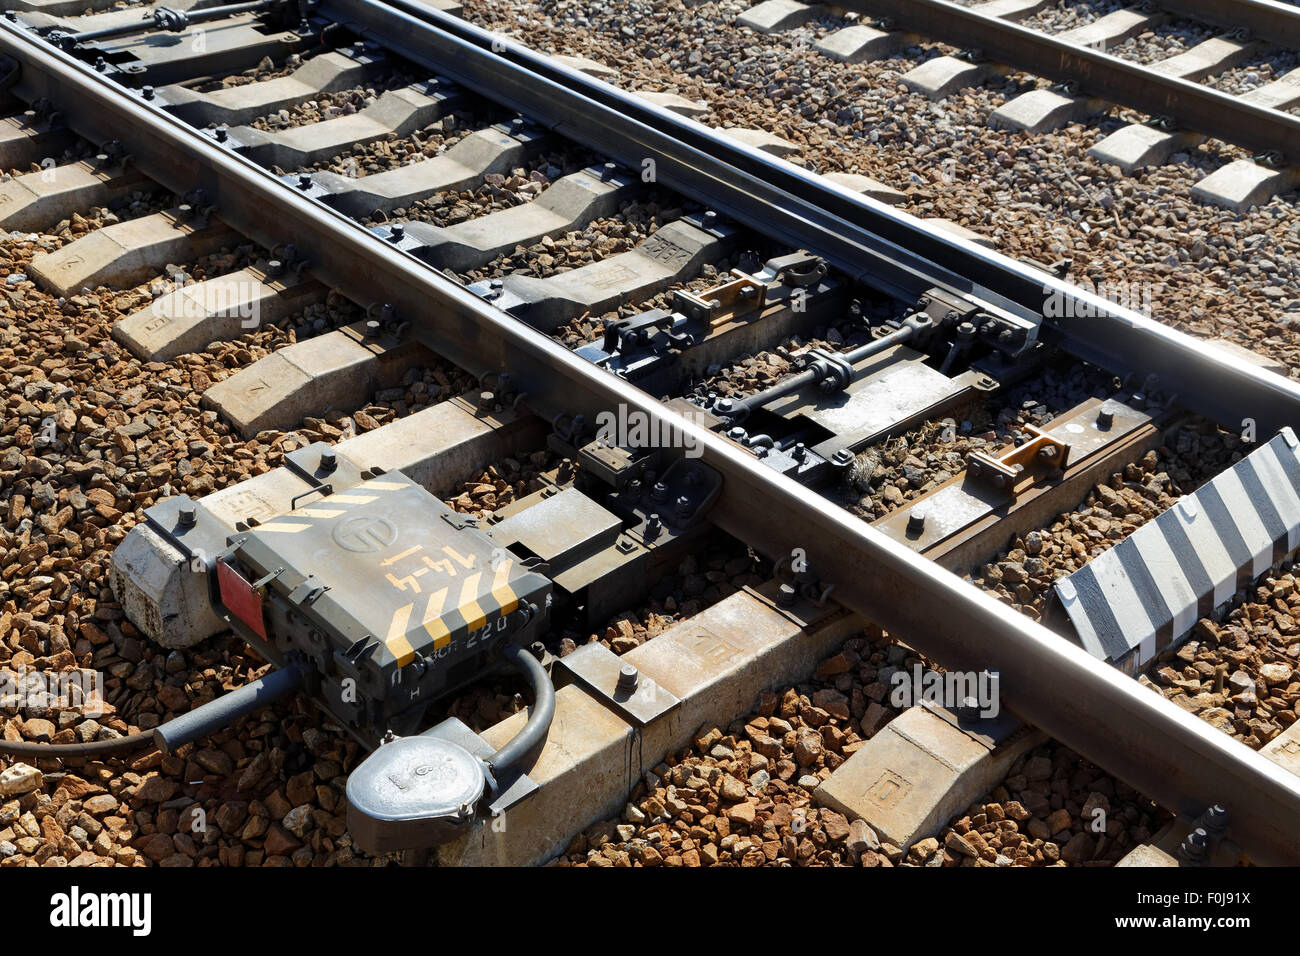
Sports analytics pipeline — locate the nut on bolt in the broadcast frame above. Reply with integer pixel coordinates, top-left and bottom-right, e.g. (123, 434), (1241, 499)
(1179, 827), (1210, 863)
(617, 663), (639, 691)
(319, 450), (337, 474)
(1096, 401), (1115, 429)
(178, 506), (197, 529)
(906, 509), (926, 536)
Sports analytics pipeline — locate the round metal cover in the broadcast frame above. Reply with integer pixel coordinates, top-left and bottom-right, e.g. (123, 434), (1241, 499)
(346, 736), (487, 823)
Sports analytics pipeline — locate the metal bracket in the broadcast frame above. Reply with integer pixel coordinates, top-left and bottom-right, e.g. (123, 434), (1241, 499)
(554, 642), (679, 727)
(674, 269), (767, 326)
(966, 423), (1069, 493)
(920, 697), (1023, 750)
(144, 494), (225, 568)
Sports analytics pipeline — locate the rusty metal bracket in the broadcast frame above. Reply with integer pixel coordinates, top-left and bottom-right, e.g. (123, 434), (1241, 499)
(673, 269), (767, 326)
(966, 424), (1069, 494)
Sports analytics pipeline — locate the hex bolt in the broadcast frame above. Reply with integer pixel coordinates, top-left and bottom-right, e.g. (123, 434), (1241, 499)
(141, 85), (155, 101)
(645, 513), (662, 539)
(777, 583), (797, 607)
(626, 478), (642, 498)
(715, 397), (734, 415)
(178, 506), (197, 529)
(674, 495), (691, 518)
(603, 161), (617, 180)
(702, 210), (717, 227)
(1096, 402), (1115, 428)
(94, 57), (107, 72)
(267, 259), (284, 278)
(487, 278), (504, 300)
(617, 663), (639, 692)
(214, 125), (228, 142)
(319, 450), (337, 474)
(297, 172), (313, 190)
(176, 204), (194, 221)
(792, 443), (806, 462)
(831, 448), (854, 468)
(649, 481), (669, 503)
(906, 509), (926, 535)
(364, 319), (382, 338)
(1037, 444), (1058, 461)
(727, 427), (747, 444)
(1179, 827), (1209, 863)
(477, 390), (495, 410)
(388, 223), (405, 242)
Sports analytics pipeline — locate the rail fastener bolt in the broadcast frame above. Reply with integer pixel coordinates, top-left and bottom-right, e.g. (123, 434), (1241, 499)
(617, 664), (639, 692)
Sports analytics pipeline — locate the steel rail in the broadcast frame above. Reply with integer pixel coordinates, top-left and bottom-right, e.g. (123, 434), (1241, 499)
(833, 0), (1300, 164)
(337, 0), (1300, 440)
(7, 17), (1300, 863)
(1159, 0), (1300, 49)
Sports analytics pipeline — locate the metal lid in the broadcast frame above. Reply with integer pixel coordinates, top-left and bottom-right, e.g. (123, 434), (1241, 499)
(346, 736), (486, 824)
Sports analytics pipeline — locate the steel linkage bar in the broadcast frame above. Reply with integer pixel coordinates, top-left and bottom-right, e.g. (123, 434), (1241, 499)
(6, 12), (1300, 862)
(333, 0), (1300, 439)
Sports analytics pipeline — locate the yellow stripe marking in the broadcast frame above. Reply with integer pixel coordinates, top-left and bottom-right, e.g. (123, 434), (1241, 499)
(385, 603), (416, 666)
(458, 572), (486, 632)
(329, 494), (378, 504)
(296, 508), (345, 518)
(364, 481), (408, 491)
(421, 587), (451, 649)
(491, 559), (518, 616)
(255, 521), (312, 533)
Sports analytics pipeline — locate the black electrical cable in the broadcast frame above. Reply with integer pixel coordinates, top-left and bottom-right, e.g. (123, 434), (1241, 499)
(0, 664), (304, 759)
(0, 731), (155, 758)
(488, 643), (555, 774)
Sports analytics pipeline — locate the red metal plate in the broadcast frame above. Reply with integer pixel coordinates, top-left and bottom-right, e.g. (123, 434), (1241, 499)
(217, 560), (267, 640)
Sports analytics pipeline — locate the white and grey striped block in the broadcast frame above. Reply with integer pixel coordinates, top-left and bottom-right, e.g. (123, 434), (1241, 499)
(1055, 428), (1300, 674)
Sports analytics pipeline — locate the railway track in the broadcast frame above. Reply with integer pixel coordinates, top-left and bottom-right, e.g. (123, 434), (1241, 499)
(665, 0), (1300, 211)
(0, 0), (1296, 872)
(730, 0), (1300, 207)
